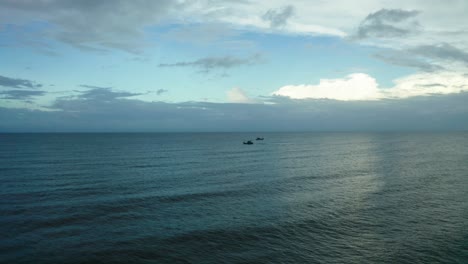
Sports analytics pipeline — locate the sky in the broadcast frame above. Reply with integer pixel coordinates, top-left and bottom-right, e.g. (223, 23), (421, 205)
(1, 0), (468, 132)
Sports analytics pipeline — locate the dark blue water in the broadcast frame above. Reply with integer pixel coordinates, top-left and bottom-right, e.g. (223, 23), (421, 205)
(1, 133), (467, 263)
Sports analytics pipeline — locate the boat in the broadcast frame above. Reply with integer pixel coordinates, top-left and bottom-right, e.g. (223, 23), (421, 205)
(243, 140), (254, 145)
(256, 137), (264, 140)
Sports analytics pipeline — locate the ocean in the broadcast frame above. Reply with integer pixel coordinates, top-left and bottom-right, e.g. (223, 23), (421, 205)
(1, 133), (467, 263)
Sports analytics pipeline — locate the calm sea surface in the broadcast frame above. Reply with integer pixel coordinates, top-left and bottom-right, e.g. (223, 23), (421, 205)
(1, 133), (467, 263)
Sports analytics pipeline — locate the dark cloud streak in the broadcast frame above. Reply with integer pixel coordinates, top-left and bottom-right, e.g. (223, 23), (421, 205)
(0, 89), (46, 100)
(159, 54), (262, 73)
(156, 89), (168, 96)
(79, 84), (113, 90)
(410, 43), (468, 65)
(0, 74), (42, 89)
(75, 87), (142, 101)
(262, 5), (294, 28)
(373, 52), (443, 72)
(355, 9), (420, 39)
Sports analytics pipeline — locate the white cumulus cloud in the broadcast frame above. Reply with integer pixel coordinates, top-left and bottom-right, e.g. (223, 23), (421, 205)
(385, 72), (468, 98)
(273, 73), (381, 101)
(273, 72), (468, 101)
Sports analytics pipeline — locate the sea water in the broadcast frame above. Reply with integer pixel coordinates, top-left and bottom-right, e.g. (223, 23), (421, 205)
(1, 133), (467, 263)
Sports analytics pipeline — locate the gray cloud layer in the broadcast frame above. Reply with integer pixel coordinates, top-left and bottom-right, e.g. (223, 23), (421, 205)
(355, 9), (420, 39)
(159, 54), (262, 73)
(0, 0), (180, 53)
(2, 87), (468, 132)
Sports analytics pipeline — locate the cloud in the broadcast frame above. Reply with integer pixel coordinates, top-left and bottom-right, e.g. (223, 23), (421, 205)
(355, 9), (420, 39)
(384, 72), (468, 98)
(349, 5), (468, 71)
(273, 72), (468, 101)
(0, 0), (180, 53)
(159, 54), (262, 73)
(0, 74), (42, 89)
(79, 84), (112, 90)
(74, 86), (142, 102)
(0, 89), (46, 100)
(343, 2), (468, 76)
(262, 5), (294, 28)
(273, 73), (381, 101)
(2, 1), (468, 53)
(195, 1), (346, 36)
(373, 51), (443, 72)
(226, 87), (256, 103)
(0, 23), (60, 56)
(410, 43), (468, 65)
(2, 91), (468, 132)
(0, 0), (351, 53)
(156, 89), (168, 96)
